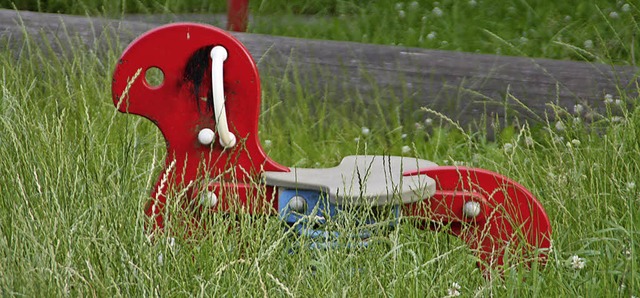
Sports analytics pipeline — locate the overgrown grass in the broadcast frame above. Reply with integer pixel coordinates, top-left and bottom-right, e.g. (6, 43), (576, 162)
(2, 0), (639, 64)
(250, 0), (639, 64)
(1, 0), (639, 297)
(0, 0), (226, 15)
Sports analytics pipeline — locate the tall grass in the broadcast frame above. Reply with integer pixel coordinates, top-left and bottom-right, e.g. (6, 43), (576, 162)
(0, 0), (639, 297)
(0, 0), (226, 15)
(2, 1), (638, 63)
(250, 0), (639, 63)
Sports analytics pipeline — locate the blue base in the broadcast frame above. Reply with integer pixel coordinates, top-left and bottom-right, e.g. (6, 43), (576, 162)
(277, 188), (399, 249)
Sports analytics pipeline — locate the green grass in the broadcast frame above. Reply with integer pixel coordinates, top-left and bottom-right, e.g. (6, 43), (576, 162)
(0, 0), (226, 15)
(1, 0), (639, 297)
(250, 0), (639, 64)
(2, 0), (639, 63)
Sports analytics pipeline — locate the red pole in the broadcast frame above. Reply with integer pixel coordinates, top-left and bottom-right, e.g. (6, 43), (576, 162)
(227, 0), (249, 32)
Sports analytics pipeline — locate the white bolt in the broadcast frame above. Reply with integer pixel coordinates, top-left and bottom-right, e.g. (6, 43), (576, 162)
(200, 191), (218, 207)
(288, 196), (307, 214)
(462, 201), (481, 218)
(219, 133), (236, 148)
(198, 128), (216, 145)
(210, 46), (228, 61)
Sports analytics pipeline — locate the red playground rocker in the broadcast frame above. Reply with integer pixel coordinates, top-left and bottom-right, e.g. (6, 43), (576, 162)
(111, 23), (552, 277)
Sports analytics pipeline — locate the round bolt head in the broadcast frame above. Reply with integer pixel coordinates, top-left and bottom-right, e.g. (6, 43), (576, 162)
(210, 46), (228, 61)
(219, 132), (237, 148)
(288, 196), (307, 214)
(463, 201), (481, 218)
(200, 191), (218, 207)
(198, 128), (216, 145)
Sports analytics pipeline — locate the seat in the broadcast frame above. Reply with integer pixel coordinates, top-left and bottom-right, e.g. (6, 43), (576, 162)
(264, 155), (437, 206)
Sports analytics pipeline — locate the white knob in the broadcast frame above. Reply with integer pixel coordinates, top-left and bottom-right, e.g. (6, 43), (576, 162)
(198, 128), (215, 145)
(462, 201), (481, 218)
(200, 191), (218, 207)
(219, 133), (236, 148)
(288, 196), (308, 214)
(210, 46), (228, 61)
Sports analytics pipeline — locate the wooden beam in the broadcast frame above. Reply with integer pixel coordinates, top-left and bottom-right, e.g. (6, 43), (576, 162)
(1, 9), (637, 126)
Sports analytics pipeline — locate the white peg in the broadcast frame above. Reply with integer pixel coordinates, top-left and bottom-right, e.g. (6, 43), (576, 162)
(200, 191), (218, 207)
(198, 128), (216, 145)
(463, 201), (481, 218)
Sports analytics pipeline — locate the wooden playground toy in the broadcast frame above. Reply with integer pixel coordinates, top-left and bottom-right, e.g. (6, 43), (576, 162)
(111, 23), (552, 277)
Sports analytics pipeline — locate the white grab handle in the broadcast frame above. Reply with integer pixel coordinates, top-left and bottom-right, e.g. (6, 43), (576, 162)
(210, 46), (236, 148)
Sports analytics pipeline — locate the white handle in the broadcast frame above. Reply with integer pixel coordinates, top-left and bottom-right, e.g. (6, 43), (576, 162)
(210, 46), (236, 148)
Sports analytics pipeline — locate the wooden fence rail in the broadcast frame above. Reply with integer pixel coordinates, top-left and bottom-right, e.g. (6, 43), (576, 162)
(1, 9), (638, 126)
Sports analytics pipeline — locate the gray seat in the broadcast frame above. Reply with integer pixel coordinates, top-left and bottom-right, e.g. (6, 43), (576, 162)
(264, 155), (437, 206)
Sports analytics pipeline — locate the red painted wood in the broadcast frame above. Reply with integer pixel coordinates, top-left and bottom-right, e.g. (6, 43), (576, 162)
(404, 166), (552, 276)
(112, 23), (288, 230)
(227, 0), (249, 32)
